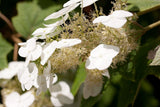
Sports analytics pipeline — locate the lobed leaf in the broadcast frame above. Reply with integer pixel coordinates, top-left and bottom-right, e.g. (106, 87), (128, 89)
(0, 33), (13, 69)
(12, 1), (61, 38)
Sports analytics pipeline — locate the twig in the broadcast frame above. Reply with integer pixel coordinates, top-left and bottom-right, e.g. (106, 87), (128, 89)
(0, 11), (16, 32)
(144, 20), (160, 32)
(13, 43), (18, 61)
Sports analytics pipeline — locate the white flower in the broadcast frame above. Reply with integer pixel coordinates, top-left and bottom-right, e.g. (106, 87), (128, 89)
(36, 61), (58, 95)
(0, 61), (25, 79)
(50, 81), (74, 107)
(40, 41), (58, 65)
(85, 44), (119, 70)
(57, 38), (82, 48)
(32, 27), (56, 39)
(83, 73), (103, 99)
(33, 14), (69, 39)
(93, 10), (133, 28)
(3, 90), (35, 107)
(44, 3), (80, 20)
(18, 38), (42, 66)
(17, 63), (38, 91)
(63, 0), (98, 8)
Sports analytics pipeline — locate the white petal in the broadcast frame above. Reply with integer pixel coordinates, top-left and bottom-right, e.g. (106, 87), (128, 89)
(50, 96), (63, 107)
(32, 27), (56, 39)
(93, 16), (110, 24)
(102, 17), (127, 28)
(85, 44), (119, 70)
(26, 38), (37, 51)
(57, 39), (81, 48)
(0, 61), (25, 79)
(63, 0), (81, 7)
(30, 45), (42, 61)
(111, 10), (133, 18)
(18, 46), (29, 57)
(40, 41), (58, 65)
(44, 14), (69, 28)
(82, 0), (98, 8)
(91, 44), (119, 58)
(5, 92), (20, 107)
(36, 75), (47, 95)
(57, 93), (74, 105)
(44, 3), (80, 20)
(50, 81), (71, 97)
(20, 91), (35, 107)
(93, 57), (112, 70)
(83, 74), (103, 99)
(85, 58), (96, 70)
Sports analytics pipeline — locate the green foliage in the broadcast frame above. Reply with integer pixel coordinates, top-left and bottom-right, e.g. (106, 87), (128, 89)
(150, 47), (160, 65)
(12, 1), (61, 38)
(126, 0), (160, 12)
(0, 33), (13, 69)
(71, 62), (86, 96)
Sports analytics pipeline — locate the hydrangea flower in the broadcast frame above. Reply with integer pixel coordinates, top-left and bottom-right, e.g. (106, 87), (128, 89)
(36, 61), (58, 95)
(18, 38), (42, 66)
(40, 41), (58, 65)
(85, 44), (119, 70)
(83, 69), (110, 99)
(17, 63), (38, 91)
(3, 90), (35, 107)
(0, 61), (25, 79)
(56, 38), (82, 48)
(93, 10), (133, 28)
(44, 3), (80, 20)
(63, 0), (98, 8)
(50, 81), (74, 107)
(83, 72), (103, 99)
(33, 14), (69, 39)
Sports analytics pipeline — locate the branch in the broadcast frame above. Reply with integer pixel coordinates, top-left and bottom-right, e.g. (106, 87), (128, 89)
(144, 20), (160, 32)
(0, 11), (16, 32)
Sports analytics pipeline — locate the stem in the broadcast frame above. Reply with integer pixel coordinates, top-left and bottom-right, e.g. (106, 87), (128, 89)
(0, 11), (15, 32)
(144, 20), (160, 32)
(132, 81), (142, 107)
(13, 43), (18, 61)
(93, 3), (99, 17)
(137, 5), (160, 16)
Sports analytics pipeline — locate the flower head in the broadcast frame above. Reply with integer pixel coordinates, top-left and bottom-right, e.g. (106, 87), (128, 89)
(0, 61), (25, 79)
(44, 3), (80, 20)
(17, 63), (38, 91)
(36, 61), (58, 95)
(3, 90), (35, 107)
(50, 81), (74, 107)
(93, 10), (133, 28)
(85, 44), (119, 70)
(63, 0), (98, 8)
(18, 38), (42, 66)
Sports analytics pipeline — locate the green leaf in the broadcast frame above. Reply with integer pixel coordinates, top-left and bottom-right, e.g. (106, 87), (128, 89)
(125, 0), (160, 12)
(150, 47), (160, 65)
(71, 62), (86, 96)
(12, 1), (61, 38)
(0, 33), (13, 69)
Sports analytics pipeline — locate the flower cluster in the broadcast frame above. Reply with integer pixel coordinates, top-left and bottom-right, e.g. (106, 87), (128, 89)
(0, 0), (137, 106)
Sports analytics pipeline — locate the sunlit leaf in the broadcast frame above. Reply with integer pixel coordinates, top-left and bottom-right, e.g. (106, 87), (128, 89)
(125, 0), (160, 12)
(0, 33), (13, 69)
(12, 1), (61, 38)
(71, 62), (86, 96)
